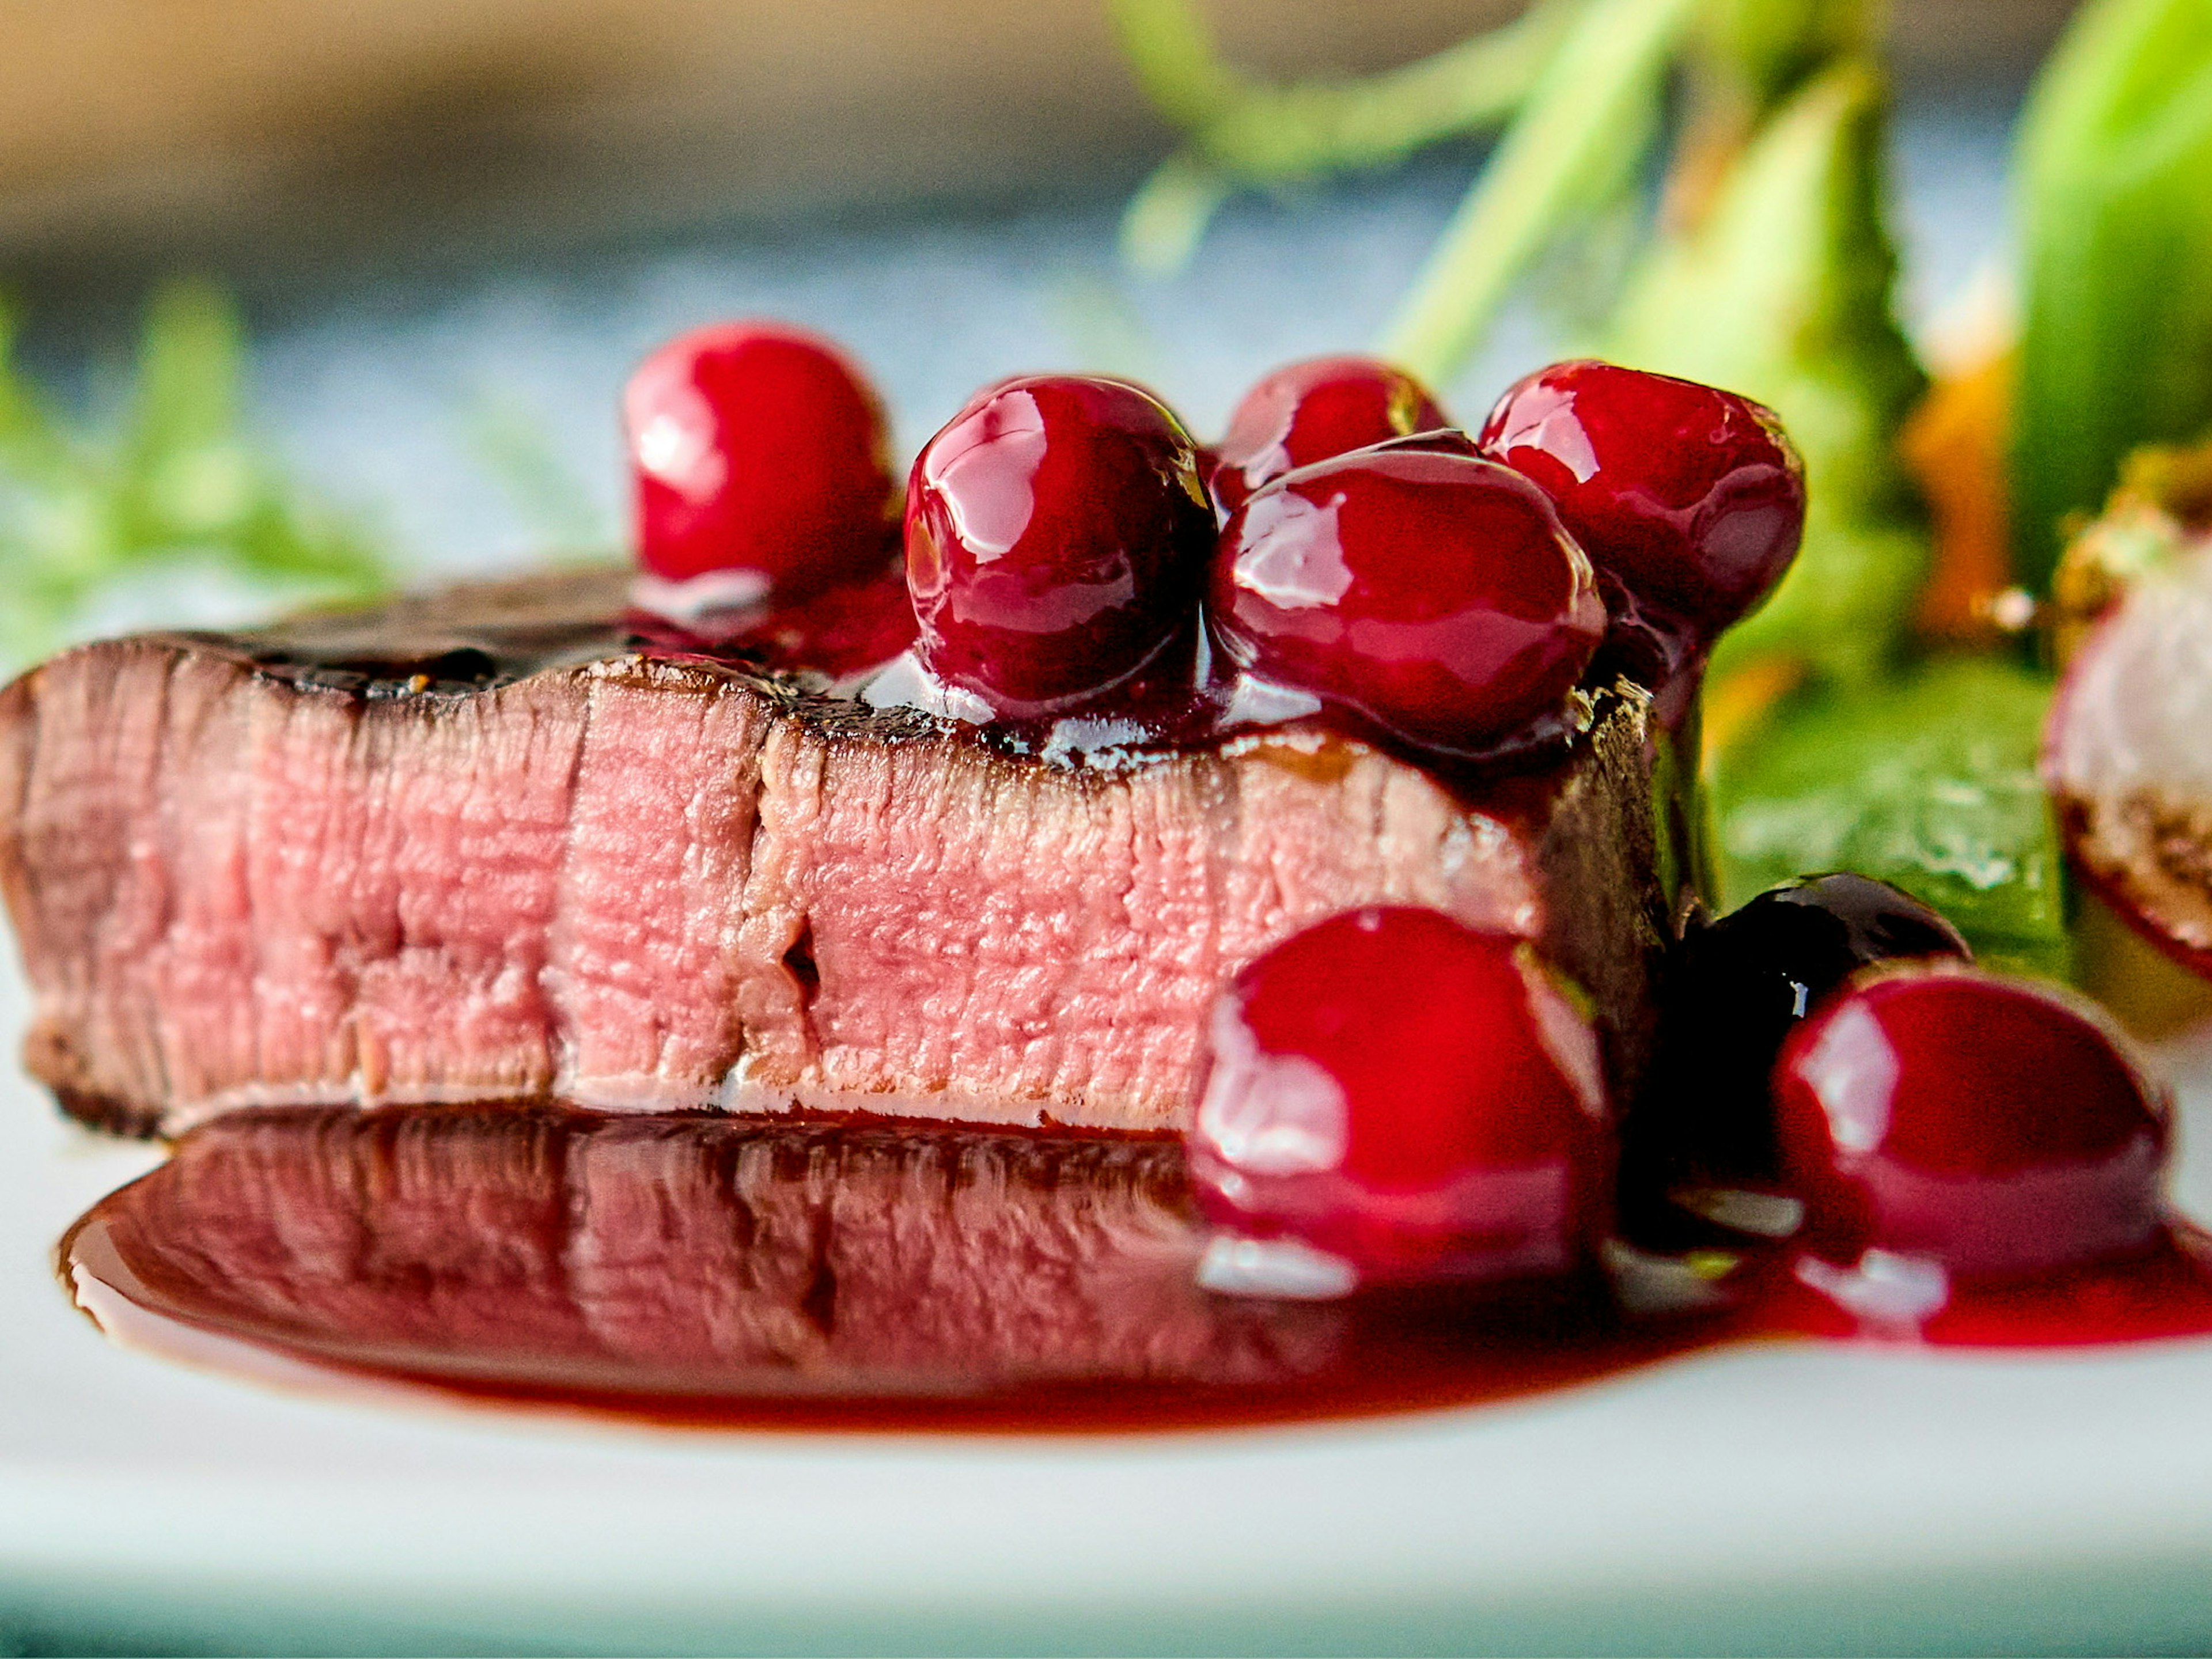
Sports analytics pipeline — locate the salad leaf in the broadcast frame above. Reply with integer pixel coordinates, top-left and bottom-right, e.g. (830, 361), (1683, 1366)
(2013, 0), (2212, 590)
(0, 282), (389, 670)
(1710, 657), (2070, 976)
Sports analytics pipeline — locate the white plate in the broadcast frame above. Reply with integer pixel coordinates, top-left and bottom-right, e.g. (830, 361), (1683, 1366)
(7, 945), (2212, 1658)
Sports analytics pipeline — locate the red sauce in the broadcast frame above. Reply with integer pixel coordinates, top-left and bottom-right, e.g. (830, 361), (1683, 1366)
(1755, 1226), (2212, 1348)
(619, 558), (1704, 782)
(625, 562), (919, 684)
(55, 1105), (2212, 1434)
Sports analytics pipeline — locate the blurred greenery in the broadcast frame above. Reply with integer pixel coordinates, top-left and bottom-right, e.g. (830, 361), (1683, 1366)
(2013, 0), (2212, 590)
(0, 281), (391, 671)
(1601, 59), (1926, 692)
(1692, 0), (1878, 112)
(1109, 0), (1575, 275)
(1380, 0), (1694, 384)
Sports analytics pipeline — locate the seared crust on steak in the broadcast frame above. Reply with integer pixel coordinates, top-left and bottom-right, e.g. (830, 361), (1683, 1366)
(1, 572), (1688, 1136)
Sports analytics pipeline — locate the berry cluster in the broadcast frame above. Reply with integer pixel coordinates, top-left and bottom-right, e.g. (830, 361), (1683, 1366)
(622, 326), (1806, 756)
(1194, 876), (2175, 1303)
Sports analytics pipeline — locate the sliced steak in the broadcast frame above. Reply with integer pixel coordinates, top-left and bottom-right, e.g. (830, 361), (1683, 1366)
(1, 571), (1690, 1136)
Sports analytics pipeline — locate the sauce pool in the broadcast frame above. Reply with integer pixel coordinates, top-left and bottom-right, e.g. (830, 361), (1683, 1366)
(54, 1105), (2212, 1433)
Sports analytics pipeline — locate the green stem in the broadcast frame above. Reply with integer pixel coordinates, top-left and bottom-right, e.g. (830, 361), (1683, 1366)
(1194, 0), (1576, 179)
(1111, 0), (1576, 275)
(1107, 0), (1245, 129)
(1119, 152), (1235, 276)
(1378, 0), (1698, 384)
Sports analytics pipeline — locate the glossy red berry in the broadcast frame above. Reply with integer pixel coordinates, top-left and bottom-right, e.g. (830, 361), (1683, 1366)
(1210, 357), (1452, 516)
(1478, 359), (1805, 640)
(1209, 449), (1605, 751)
(1772, 964), (2169, 1277)
(904, 374), (1214, 716)
(1188, 907), (1610, 1289)
(624, 321), (895, 602)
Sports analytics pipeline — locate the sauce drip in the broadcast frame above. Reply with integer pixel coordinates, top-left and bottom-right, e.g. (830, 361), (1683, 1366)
(625, 563), (919, 685)
(55, 1105), (2212, 1433)
(639, 579), (1674, 786)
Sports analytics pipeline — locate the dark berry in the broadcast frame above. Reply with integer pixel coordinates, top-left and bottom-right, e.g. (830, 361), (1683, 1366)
(1188, 907), (1610, 1290)
(1623, 876), (1969, 1227)
(904, 374), (1214, 715)
(1478, 360), (1805, 641)
(1209, 448), (1605, 752)
(1210, 357), (1451, 516)
(626, 321), (895, 600)
(1772, 965), (2169, 1277)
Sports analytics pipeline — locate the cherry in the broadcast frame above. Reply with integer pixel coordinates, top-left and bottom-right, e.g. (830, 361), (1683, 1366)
(1209, 448), (1605, 752)
(1211, 357), (1452, 516)
(1772, 965), (2169, 1278)
(1477, 360), (1805, 641)
(625, 321), (896, 602)
(904, 374), (1214, 716)
(1187, 907), (1611, 1290)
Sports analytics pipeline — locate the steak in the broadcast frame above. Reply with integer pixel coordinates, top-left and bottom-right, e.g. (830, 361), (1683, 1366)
(0, 570), (1690, 1137)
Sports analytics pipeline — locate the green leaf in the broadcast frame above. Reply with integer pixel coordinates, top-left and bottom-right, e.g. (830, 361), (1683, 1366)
(2013, 0), (2212, 590)
(0, 281), (393, 672)
(1378, 0), (1698, 385)
(1711, 657), (2070, 977)
(1601, 61), (1926, 689)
